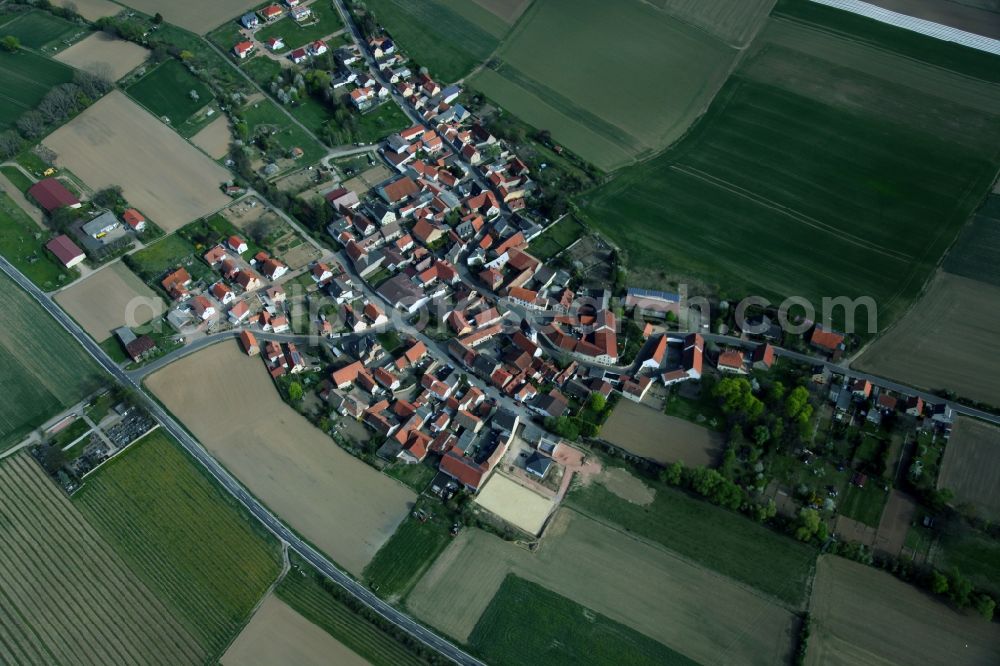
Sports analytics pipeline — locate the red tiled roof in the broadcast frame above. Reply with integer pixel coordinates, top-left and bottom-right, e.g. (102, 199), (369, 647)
(440, 450), (486, 490)
(28, 178), (79, 212)
(810, 325), (844, 351)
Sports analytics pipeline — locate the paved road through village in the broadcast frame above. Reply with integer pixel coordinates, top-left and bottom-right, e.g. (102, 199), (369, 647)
(0, 256), (485, 666)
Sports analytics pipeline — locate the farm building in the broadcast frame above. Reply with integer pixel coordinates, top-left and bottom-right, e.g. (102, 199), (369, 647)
(625, 287), (680, 318)
(122, 208), (147, 231)
(28, 178), (81, 212)
(81, 211), (120, 240)
(45, 235), (85, 268)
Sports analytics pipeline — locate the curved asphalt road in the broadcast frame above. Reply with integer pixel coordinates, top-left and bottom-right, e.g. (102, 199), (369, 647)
(0, 256), (484, 666)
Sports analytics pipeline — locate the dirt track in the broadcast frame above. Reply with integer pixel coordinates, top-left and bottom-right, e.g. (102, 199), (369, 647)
(146, 341), (414, 576)
(43, 91), (231, 232)
(222, 594), (368, 666)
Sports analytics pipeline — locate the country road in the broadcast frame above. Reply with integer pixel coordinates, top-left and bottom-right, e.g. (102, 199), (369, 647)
(0, 256), (485, 666)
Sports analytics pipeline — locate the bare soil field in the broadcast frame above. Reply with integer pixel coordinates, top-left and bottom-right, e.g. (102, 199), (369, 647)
(55, 262), (164, 342)
(43, 90), (231, 232)
(601, 399), (723, 467)
(592, 466), (655, 505)
(191, 115), (234, 160)
(873, 490), (917, 556)
(146, 341), (414, 576)
(344, 164), (391, 195)
(807, 555), (1000, 666)
(61, 0), (121, 21)
(0, 454), (204, 664)
(864, 0), (1000, 38)
(282, 242), (322, 271)
(473, 0), (533, 24)
(937, 417), (1000, 521)
(222, 594), (369, 666)
(118, 0), (262, 34)
(854, 272), (1000, 404)
(474, 473), (555, 535)
(408, 509), (796, 665)
(53, 32), (149, 81)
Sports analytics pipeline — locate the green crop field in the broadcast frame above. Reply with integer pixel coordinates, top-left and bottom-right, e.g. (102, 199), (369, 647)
(839, 482), (889, 528)
(126, 59), (213, 135)
(277, 555), (427, 666)
(0, 48), (74, 130)
(936, 531), (1000, 599)
(241, 97), (327, 164)
(124, 232), (209, 286)
(469, 575), (696, 666)
(0, 453), (206, 664)
(74, 429), (283, 659)
(0, 10), (82, 51)
(0, 192), (77, 289)
(527, 216), (584, 261)
(0, 271), (103, 452)
(255, 1), (344, 50)
(363, 513), (453, 600)
(943, 195), (1000, 288)
(579, 1), (1000, 333)
(361, 0), (504, 82)
(470, 0), (741, 171)
(567, 474), (816, 606)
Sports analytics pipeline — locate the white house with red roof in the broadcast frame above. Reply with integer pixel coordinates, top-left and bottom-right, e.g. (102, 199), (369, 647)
(233, 41), (254, 59)
(308, 40), (327, 56)
(266, 36), (285, 51)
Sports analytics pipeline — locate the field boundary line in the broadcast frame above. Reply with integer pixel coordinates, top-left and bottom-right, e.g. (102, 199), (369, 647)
(671, 163), (913, 261)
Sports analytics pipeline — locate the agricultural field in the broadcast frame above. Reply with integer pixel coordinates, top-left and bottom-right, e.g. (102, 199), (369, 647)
(74, 429), (283, 658)
(470, 0), (742, 171)
(277, 555), (427, 666)
(254, 2), (345, 50)
(362, 510), (454, 602)
(473, 473), (555, 535)
(567, 471), (816, 606)
(0, 9), (83, 52)
(125, 232), (211, 287)
(0, 271), (103, 451)
(55, 262), (165, 342)
(526, 216), (584, 261)
(644, 0), (776, 45)
(117, 0), (260, 34)
(935, 530), (1000, 599)
(853, 272), (1000, 404)
(469, 575), (697, 666)
(937, 417), (1000, 521)
(408, 509), (797, 664)
(60, 0), (122, 22)
(146, 341), (415, 576)
(943, 194), (1000, 288)
(0, 191), (75, 289)
(222, 594), (369, 666)
(361, 0), (507, 82)
(601, 399), (723, 467)
(126, 59), (215, 136)
(472, 0), (533, 24)
(0, 48), (74, 131)
(807, 555), (1000, 665)
(580, 2), (1000, 332)
(0, 453), (205, 664)
(191, 115), (234, 160)
(53, 32), (149, 81)
(43, 91), (232, 231)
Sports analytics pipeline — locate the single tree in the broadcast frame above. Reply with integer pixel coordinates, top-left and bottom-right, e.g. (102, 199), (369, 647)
(1, 35), (20, 52)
